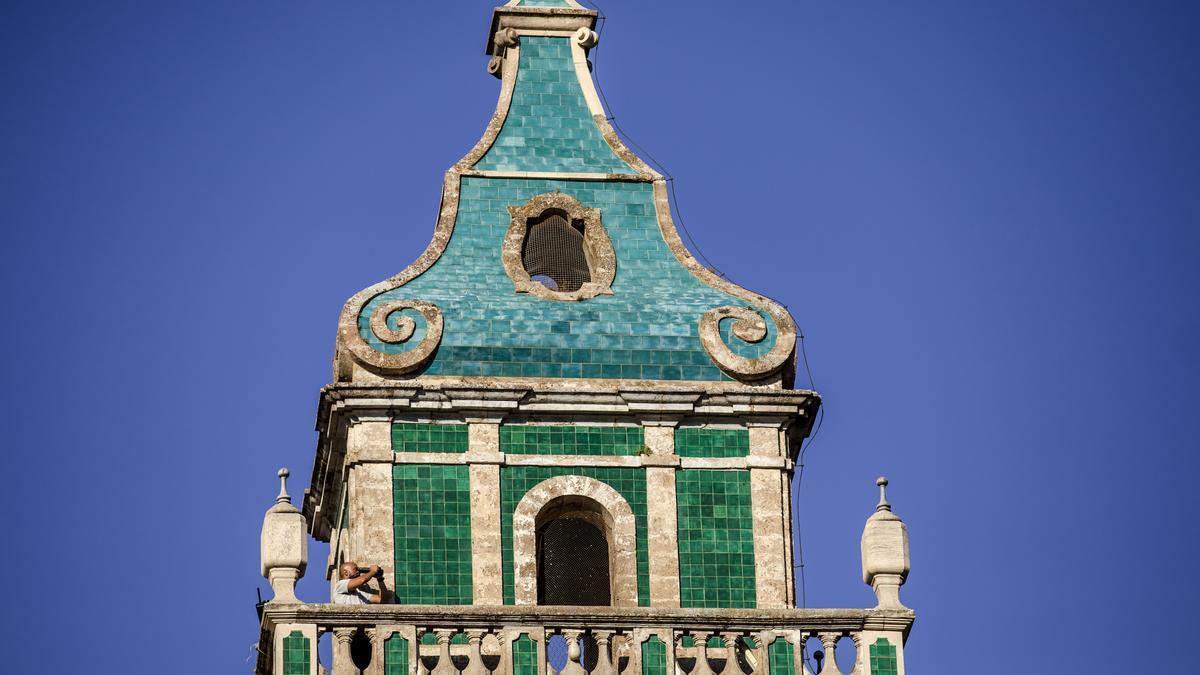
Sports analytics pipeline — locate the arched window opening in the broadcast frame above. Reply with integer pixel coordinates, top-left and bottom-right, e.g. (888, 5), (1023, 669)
(535, 495), (613, 606)
(522, 210), (591, 293)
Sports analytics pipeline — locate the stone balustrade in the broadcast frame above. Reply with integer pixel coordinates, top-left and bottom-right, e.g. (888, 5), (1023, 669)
(256, 604), (911, 675)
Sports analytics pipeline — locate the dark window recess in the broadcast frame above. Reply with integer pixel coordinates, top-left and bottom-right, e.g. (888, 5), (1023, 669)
(523, 211), (591, 293)
(537, 517), (611, 606)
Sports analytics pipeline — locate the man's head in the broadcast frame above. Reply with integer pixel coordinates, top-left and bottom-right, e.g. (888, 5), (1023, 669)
(339, 562), (360, 580)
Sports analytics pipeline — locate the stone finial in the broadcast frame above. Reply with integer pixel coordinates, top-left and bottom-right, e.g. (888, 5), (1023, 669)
(276, 468), (291, 503)
(860, 476), (910, 609)
(875, 476), (891, 511)
(260, 467), (308, 603)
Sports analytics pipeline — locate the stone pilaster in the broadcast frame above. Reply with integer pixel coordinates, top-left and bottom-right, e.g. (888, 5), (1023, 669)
(643, 424), (681, 607)
(747, 424), (782, 458)
(856, 630), (906, 675)
(468, 419), (504, 604)
(345, 416), (396, 591)
(349, 461), (396, 598)
(750, 467), (789, 608)
(272, 623), (318, 675)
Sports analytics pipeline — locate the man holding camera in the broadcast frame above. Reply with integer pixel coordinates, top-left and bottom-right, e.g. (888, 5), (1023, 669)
(333, 561), (388, 605)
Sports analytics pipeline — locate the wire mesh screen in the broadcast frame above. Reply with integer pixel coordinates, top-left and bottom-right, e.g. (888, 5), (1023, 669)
(537, 517), (611, 606)
(522, 213), (591, 292)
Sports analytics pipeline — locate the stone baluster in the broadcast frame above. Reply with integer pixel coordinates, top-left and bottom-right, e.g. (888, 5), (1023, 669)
(792, 632), (810, 675)
(714, 634), (739, 675)
(690, 633), (715, 675)
(332, 628), (358, 675)
(546, 632), (559, 675)
(364, 628), (384, 675)
(847, 634), (863, 675)
(464, 630), (488, 675)
(432, 630), (457, 675)
(417, 632), (429, 675)
(816, 635), (843, 675)
(592, 631), (615, 675)
(561, 631), (587, 675)
(611, 633), (630, 675)
(751, 632), (774, 675)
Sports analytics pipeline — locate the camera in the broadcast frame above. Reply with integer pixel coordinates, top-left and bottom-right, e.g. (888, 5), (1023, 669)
(358, 566), (385, 578)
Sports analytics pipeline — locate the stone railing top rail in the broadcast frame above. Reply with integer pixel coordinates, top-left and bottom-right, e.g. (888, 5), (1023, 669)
(260, 603), (914, 634)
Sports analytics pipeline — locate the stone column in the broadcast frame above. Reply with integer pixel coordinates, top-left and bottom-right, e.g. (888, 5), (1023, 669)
(643, 424), (681, 607)
(467, 418), (504, 604)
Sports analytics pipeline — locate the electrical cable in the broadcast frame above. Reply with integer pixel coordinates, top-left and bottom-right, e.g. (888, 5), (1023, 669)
(582, 0), (825, 626)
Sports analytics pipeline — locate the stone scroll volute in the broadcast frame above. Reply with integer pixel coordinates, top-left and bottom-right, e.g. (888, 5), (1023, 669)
(699, 305), (796, 382)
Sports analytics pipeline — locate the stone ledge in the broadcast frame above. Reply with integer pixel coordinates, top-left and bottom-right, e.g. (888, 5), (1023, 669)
(261, 602), (914, 634)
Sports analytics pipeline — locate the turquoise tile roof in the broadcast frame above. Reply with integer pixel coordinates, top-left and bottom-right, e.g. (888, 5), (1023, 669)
(347, 25), (793, 383)
(475, 37), (633, 174)
(359, 178), (778, 381)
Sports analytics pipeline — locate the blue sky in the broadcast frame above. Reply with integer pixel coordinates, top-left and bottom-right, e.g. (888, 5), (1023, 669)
(1, 1), (1197, 673)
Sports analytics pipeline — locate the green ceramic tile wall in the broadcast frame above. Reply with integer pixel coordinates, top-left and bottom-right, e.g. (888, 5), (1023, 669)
(501, 424), (644, 455)
(676, 469), (757, 608)
(359, 177), (778, 381)
(640, 636), (668, 675)
(675, 428), (750, 458)
(870, 638), (898, 675)
(392, 423), (469, 453)
(513, 634), (539, 675)
(392, 465), (473, 604)
(384, 634), (409, 675)
(282, 631), (310, 675)
(768, 638), (794, 675)
(475, 37), (631, 173)
(500, 466), (649, 605)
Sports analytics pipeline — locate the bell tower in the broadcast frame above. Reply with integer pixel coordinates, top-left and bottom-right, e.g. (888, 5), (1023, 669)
(255, 2), (914, 675)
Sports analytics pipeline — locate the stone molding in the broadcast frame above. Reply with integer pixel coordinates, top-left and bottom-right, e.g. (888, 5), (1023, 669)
(502, 191), (616, 301)
(375, 452), (789, 471)
(488, 2), (598, 59)
(461, 169), (650, 182)
(511, 475), (639, 607)
(259, 603), (915, 634)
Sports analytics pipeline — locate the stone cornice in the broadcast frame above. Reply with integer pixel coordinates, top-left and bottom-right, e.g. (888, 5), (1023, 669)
(318, 381), (819, 419)
(303, 381), (820, 540)
(486, 4), (598, 56)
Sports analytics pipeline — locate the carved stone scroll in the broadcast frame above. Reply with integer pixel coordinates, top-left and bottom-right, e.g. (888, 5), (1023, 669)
(344, 299), (444, 375)
(699, 306), (795, 382)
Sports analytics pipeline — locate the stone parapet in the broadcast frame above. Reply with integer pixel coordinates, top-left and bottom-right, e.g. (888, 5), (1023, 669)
(255, 604), (913, 675)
